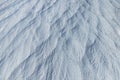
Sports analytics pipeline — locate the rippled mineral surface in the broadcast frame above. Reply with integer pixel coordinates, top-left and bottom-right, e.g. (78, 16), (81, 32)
(0, 0), (120, 80)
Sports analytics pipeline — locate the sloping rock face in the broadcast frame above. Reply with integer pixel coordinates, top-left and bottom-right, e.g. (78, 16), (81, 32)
(0, 0), (120, 80)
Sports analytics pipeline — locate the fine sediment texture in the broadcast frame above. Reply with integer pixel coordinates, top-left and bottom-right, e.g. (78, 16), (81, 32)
(0, 0), (120, 80)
